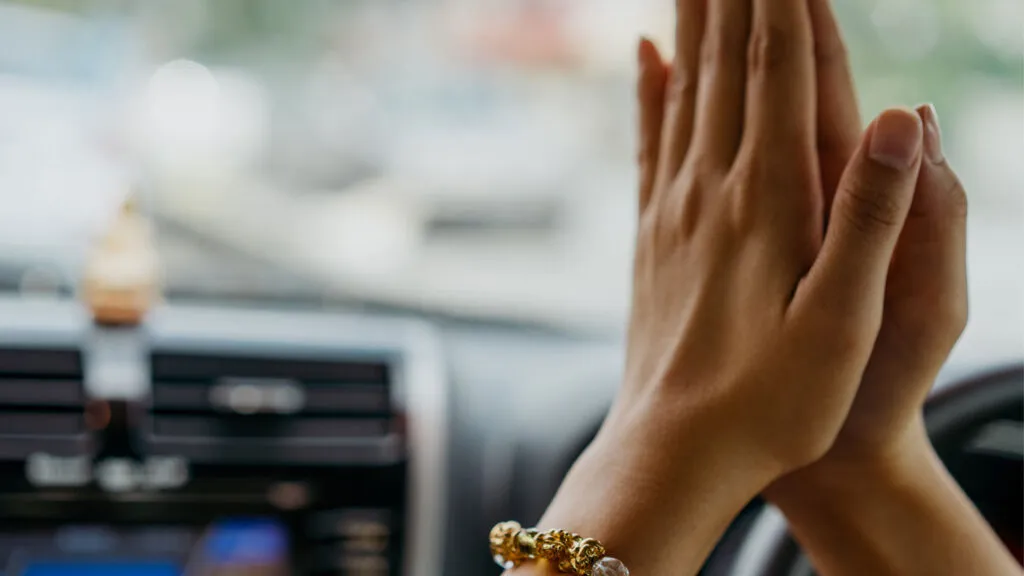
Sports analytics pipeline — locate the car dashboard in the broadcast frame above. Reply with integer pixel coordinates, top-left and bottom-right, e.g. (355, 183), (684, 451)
(0, 298), (1018, 576)
(0, 297), (624, 576)
(0, 299), (450, 575)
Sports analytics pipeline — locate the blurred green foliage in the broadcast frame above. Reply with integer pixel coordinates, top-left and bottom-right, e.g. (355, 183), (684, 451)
(6, 0), (1020, 127)
(8, 0), (1018, 85)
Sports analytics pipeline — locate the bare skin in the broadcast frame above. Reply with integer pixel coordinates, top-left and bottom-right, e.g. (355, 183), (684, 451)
(504, 0), (954, 574)
(507, 0), (1020, 575)
(755, 2), (1020, 574)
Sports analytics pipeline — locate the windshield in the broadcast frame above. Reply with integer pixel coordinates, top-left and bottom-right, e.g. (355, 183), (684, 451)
(0, 0), (1019, 351)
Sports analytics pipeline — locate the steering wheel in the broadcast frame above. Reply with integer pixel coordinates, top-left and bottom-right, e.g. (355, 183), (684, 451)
(726, 364), (1024, 576)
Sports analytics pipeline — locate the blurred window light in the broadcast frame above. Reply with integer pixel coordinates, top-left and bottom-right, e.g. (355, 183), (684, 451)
(870, 0), (941, 62)
(0, 2), (129, 84)
(967, 0), (1024, 59)
(144, 59), (221, 160)
(137, 59), (267, 175)
(18, 265), (65, 299)
(298, 187), (423, 282)
(0, 0), (1018, 346)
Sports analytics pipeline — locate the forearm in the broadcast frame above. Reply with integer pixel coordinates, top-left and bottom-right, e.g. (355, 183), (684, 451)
(769, 422), (1020, 576)
(508, 404), (776, 575)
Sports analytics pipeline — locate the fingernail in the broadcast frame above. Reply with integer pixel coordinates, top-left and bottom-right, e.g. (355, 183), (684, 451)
(869, 108), (923, 170)
(916, 103), (944, 164)
(638, 37), (650, 67)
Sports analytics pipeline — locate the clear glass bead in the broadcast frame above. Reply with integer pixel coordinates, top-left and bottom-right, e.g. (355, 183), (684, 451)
(493, 554), (514, 570)
(592, 557), (629, 576)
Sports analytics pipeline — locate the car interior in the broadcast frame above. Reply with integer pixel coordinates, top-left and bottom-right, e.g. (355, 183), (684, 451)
(0, 1), (1020, 575)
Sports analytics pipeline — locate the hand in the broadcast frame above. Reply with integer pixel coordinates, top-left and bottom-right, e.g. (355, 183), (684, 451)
(763, 0), (968, 482)
(624, 0), (925, 477)
(816, 101), (967, 458)
(639, 3), (1016, 574)
(636, 0), (968, 480)
(523, 1), (927, 573)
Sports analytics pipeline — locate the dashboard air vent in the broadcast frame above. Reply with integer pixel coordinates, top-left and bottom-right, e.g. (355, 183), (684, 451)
(0, 347), (84, 437)
(149, 352), (392, 441)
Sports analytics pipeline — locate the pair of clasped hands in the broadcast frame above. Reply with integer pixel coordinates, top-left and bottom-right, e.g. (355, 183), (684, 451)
(512, 1), (1021, 575)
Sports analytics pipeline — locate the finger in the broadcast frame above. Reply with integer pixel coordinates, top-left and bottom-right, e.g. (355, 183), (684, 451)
(638, 38), (670, 213)
(793, 108), (923, 338)
(809, 0), (861, 213)
(896, 104), (968, 338)
(690, 0), (751, 166)
(655, 0), (707, 183)
(870, 104), (968, 383)
(910, 104), (966, 222)
(742, 0), (816, 157)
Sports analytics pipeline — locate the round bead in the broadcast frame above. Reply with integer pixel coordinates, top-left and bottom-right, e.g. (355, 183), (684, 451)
(592, 557), (629, 576)
(493, 554), (514, 570)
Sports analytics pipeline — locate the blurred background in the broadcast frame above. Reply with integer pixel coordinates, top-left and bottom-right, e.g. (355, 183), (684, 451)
(0, 0), (1019, 361)
(0, 0), (1020, 574)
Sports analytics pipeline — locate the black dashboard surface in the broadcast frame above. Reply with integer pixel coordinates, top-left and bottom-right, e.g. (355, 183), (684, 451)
(0, 297), (1016, 576)
(0, 297), (624, 576)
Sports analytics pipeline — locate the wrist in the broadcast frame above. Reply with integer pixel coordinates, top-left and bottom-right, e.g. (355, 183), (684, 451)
(765, 418), (934, 507)
(763, 417), (1022, 576)
(532, 395), (776, 574)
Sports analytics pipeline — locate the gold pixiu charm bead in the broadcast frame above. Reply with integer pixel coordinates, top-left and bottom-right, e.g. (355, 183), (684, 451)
(489, 522), (630, 576)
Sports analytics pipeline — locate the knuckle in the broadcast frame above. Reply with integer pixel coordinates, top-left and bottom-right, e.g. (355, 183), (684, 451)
(747, 25), (794, 74)
(727, 185), (760, 233)
(892, 298), (968, 359)
(943, 176), (969, 220)
(687, 151), (723, 184)
(669, 66), (700, 103)
(679, 187), (704, 237)
(814, 34), (849, 70)
(650, 181), (704, 240)
(701, 27), (746, 71)
(731, 156), (764, 188)
(724, 160), (769, 232)
(938, 298), (969, 340)
(662, 63), (696, 109)
(655, 181), (704, 239)
(837, 183), (904, 234)
(638, 135), (659, 166)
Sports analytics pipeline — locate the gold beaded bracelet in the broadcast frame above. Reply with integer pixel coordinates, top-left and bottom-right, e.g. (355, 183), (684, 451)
(489, 521), (629, 576)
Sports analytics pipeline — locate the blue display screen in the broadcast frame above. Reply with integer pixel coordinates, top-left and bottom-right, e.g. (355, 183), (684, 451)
(23, 563), (179, 576)
(17, 519), (287, 575)
(202, 519), (288, 564)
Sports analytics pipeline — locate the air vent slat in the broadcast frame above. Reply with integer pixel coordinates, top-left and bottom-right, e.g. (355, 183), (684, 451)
(148, 352), (394, 448)
(152, 415), (389, 439)
(147, 437), (401, 465)
(0, 412), (82, 436)
(0, 348), (82, 377)
(151, 353), (388, 383)
(0, 347), (84, 444)
(304, 385), (390, 413)
(0, 380), (82, 406)
(152, 382), (389, 414)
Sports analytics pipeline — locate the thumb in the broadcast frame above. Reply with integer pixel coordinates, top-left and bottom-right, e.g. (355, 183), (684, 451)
(796, 108), (923, 333)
